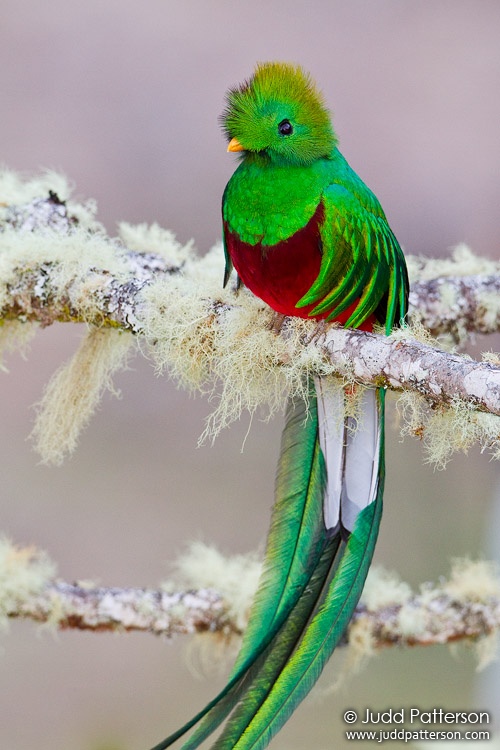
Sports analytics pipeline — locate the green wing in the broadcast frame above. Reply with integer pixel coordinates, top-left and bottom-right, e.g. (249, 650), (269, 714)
(296, 182), (408, 332)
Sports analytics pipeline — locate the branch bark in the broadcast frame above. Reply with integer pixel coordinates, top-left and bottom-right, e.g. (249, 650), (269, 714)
(317, 326), (500, 416)
(1, 194), (500, 420)
(409, 274), (500, 339)
(8, 578), (500, 650)
(12, 581), (230, 637)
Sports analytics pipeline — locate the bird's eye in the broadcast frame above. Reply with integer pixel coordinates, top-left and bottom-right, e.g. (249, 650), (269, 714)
(278, 119), (294, 136)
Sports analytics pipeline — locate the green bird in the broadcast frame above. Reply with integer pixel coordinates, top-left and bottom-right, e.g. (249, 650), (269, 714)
(151, 62), (408, 750)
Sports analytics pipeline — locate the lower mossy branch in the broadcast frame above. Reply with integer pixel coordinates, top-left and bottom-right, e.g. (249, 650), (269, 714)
(2, 538), (499, 656)
(6, 576), (500, 652)
(13, 581), (231, 638)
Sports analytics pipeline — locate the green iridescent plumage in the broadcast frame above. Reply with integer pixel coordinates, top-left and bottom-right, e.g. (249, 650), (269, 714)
(217, 392), (385, 750)
(221, 62), (407, 328)
(150, 387), (332, 750)
(222, 63), (337, 167)
(151, 62), (408, 750)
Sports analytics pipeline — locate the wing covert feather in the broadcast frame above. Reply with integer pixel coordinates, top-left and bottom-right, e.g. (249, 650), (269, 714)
(296, 183), (407, 330)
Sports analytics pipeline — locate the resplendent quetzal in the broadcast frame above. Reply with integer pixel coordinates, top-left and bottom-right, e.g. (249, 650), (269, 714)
(151, 61), (408, 750)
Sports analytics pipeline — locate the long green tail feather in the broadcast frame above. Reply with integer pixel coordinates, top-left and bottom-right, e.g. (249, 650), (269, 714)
(212, 534), (342, 750)
(181, 533), (342, 750)
(151, 385), (330, 750)
(177, 386), (331, 749)
(185, 389), (385, 750)
(152, 385), (385, 750)
(232, 386), (328, 671)
(236, 497), (382, 750)
(222, 390), (385, 750)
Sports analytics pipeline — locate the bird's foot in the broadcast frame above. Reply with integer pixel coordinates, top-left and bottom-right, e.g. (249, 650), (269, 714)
(305, 318), (337, 346)
(268, 312), (287, 334)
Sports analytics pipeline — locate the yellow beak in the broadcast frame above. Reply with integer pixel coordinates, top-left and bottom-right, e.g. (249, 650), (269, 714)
(227, 137), (245, 152)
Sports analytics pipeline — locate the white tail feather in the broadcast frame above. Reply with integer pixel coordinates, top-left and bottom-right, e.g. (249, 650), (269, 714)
(314, 376), (345, 532)
(314, 378), (381, 534)
(341, 388), (381, 532)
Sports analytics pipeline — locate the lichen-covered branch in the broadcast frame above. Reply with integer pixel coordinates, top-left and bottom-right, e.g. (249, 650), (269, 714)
(3, 541), (499, 659)
(353, 591), (500, 649)
(1, 178), (499, 466)
(317, 326), (500, 416)
(1, 193), (499, 339)
(0, 193), (498, 371)
(13, 581), (231, 638)
(409, 274), (500, 341)
(7, 573), (500, 653)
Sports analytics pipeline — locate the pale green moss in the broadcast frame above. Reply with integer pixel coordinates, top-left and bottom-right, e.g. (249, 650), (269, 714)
(166, 541), (261, 634)
(444, 558), (500, 604)
(0, 538), (55, 629)
(0, 228), (131, 311)
(118, 221), (194, 266)
(398, 391), (500, 468)
(444, 558), (500, 670)
(0, 168), (72, 208)
(0, 320), (36, 371)
(32, 328), (136, 465)
(406, 243), (500, 283)
(360, 566), (413, 610)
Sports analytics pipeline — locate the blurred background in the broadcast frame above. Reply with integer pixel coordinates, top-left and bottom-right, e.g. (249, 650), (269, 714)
(1, 1), (499, 748)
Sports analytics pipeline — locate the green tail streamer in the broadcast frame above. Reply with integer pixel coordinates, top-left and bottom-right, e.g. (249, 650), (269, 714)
(151, 385), (332, 750)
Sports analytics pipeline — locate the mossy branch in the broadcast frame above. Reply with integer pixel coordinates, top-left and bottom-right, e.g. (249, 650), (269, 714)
(1, 193), (499, 340)
(1, 182), (499, 465)
(12, 580), (230, 638)
(317, 326), (500, 416)
(1, 193), (499, 394)
(8, 579), (500, 648)
(4, 541), (500, 658)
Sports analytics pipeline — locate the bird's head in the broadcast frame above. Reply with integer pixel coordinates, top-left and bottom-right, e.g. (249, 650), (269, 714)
(222, 62), (337, 166)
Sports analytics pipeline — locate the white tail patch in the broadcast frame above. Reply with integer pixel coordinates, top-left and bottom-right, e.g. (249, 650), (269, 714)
(341, 388), (381, 532)
(314, 378), (381, 534)
(314, 376), (345, 532)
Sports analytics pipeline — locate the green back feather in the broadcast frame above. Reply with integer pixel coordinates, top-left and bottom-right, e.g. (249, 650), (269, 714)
(294, 175), (407, 328)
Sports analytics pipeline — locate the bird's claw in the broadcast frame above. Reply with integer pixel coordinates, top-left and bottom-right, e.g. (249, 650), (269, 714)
(268, 312), (287, 334)
(305, 318), (337, 345)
